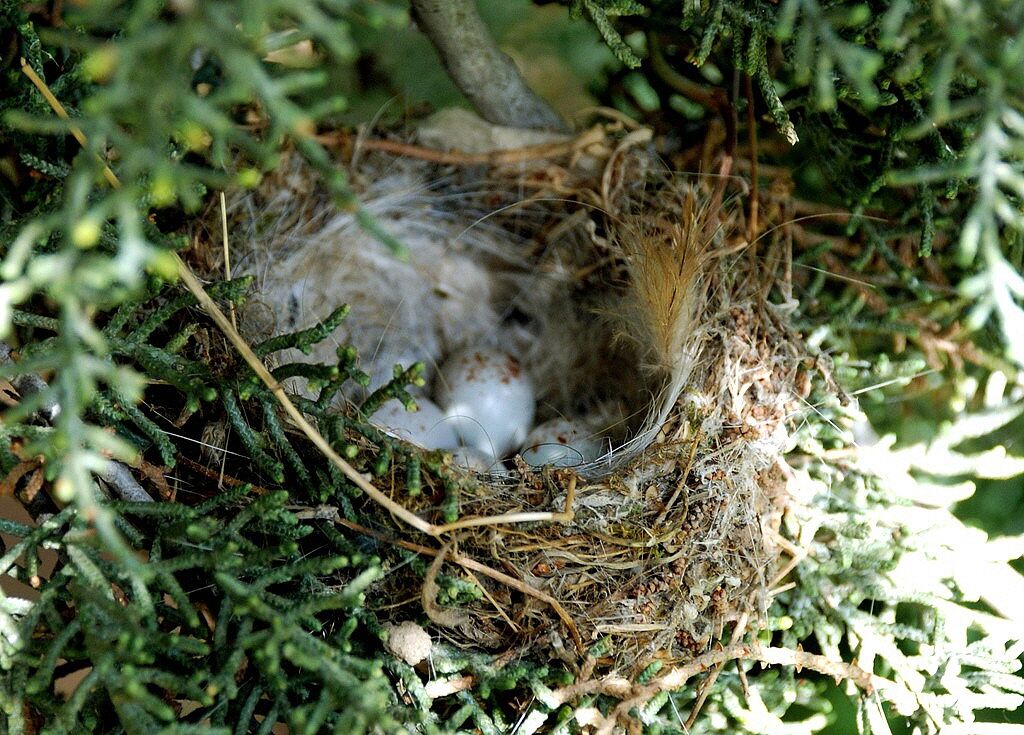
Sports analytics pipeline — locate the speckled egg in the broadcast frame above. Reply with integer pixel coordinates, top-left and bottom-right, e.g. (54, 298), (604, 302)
(450, 446), (494, 473)
(520, 418), (605, 468)
(369, 397), (459, 450)
(436, 348), (535, 461)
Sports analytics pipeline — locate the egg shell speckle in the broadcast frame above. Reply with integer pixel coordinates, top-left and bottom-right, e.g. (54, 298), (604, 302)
(521, 418), (604, 468)
(436, 348), (535, 461)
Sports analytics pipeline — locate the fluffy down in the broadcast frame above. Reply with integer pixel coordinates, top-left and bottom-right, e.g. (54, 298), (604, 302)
(233, 159), (511, 402)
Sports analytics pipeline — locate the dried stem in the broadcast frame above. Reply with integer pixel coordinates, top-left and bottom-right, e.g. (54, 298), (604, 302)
(335, 516), (584, 651)
(745, 73), (760, 243)
(647, 35), (735, 157)
(319, 127), (604, 164)
(686, 611), (750, 727)
(553, 642), (890, 734)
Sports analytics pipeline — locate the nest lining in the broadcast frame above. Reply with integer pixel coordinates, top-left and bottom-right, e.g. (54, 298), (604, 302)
(213, 119), (812, 664)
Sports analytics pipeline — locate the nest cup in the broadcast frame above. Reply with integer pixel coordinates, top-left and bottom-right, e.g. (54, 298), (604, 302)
(220, 112), (810, 665)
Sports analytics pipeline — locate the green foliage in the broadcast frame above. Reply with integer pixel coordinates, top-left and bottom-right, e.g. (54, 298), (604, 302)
(2, 492), (400, 734)
(565, 0), (1024, 370)
(778, 399), (1024, 734)
(0, 4), (449, 726)
(0, 278), (469, 732)
(0, 0), (414, 527)
(2, 1), (1024, 733)
(568, 0), (646, 68)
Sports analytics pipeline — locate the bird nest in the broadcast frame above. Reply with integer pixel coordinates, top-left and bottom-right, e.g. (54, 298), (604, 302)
(202, 111), (813, 667)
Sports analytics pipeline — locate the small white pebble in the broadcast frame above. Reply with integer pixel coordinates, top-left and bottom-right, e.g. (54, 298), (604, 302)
(370, 398), (459, 450)
(436, 348), (535, 461)
(384, 621), (432, 666)
(521, 418), (604, 468)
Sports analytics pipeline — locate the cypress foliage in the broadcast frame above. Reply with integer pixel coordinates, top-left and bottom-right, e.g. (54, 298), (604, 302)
(565, 0), (1024, 370)
(1, 1), (1022, 733)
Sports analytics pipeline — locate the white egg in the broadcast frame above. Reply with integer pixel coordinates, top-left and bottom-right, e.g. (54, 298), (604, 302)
(436, 348), (535, 461)
(520, 418), (605, 468)
(450, 446), (493, 473)
(369, 397), (459, 450)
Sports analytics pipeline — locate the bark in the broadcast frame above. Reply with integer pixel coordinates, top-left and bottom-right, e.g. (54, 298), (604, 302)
(410, 0), (568, 132)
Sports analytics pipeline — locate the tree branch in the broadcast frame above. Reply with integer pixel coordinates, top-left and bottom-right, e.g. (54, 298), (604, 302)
(410, 0), (568, 132)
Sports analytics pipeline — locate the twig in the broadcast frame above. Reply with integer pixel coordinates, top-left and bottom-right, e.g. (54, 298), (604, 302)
(685, 611), (750, 727)
(409, 0), (567, 132)
(768, 545), (808, 590)
(175, 455), (274, 496)
(431, 474), (576, 534)
(21, 58), (437, 537)
(648, 33), (736, 159)
(654, 428), (702, 526)
(219, 192), (237, 330)
(460, 564), (520, 633)
(422, 540), (473, 629)
(320, 127), (604, 165)
(335, 516), (584, 651)
(552, 642), (884, 734)
(647, 35), (728, 117)
(599, 127), (654, 214)
(1, 342), (151, 503)
(21, 58), (119, 189)
(174, 260), (442, 536)
(98, 461), (154, 503)
(745, 74), (760, 243)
